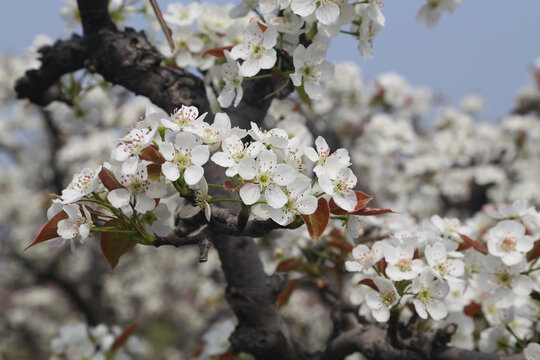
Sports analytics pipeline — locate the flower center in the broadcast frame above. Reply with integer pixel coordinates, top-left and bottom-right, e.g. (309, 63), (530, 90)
(397, 258), (412, 272)
(501, 236), (517, 252)
(495, 271), (515, 288)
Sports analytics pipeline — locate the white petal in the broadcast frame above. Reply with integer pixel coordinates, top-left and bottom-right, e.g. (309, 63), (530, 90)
(238, 157), (257, 180)
(211, 151), (236, 168)
(333, 191), (357, 212)
(134, 194), (156, 213)
(162, 162), (180, 181)
(122, 156), (139, 175)
(184, 166), (204, 185)
(259, 50), (277, 70)
(191, 145), (210, 166)
(345, 261), (364, 272)
(108, 188), (130, 208)
(241, 59), (262, 77)
(159, 142), (176, 161)
(265, 185), (288, 209)
(315, 2), (340, 25)
(146, 181), (167, 199)
(274, 164), (297, 186)
(239, 183), (261, 205)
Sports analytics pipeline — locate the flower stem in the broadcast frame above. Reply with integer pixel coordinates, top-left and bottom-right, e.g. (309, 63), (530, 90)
(505, 325), (525, 350)
(206, 198), (243, 204)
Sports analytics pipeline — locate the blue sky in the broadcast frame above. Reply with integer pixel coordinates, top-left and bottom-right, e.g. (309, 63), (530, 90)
(2, 0), (539, 121)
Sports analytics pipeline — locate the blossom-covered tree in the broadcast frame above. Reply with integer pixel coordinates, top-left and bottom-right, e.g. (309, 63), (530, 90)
(2, 0), (539, 359)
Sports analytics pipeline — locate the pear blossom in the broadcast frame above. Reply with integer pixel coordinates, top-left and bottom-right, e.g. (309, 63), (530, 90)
(263, 9), (303, 34)
(267, 174), (317, 225)
(524, 343), (540, 360)
(211, 134), (265, 177)
(161, 105), (207, 132)
(364, 277), (399, 322)
(191, 112), (246, 150)
(144, 203), (173, 237)
(171, 27), (205, 67)
(487, 220), (534, 266)
(318, 167), (358, 212)
(237, 149), (297, 207)
(304, 136), (350, 176)
(345, 242), (384, 272)
(230, 23), (278, 77)
(384, 240), (424, 281)
(424, 242), (464, 282)
(56, 204), (93, 251)
(478, 326), (513, 354)
(411, 269), (449, 320)
(108, 165), (167, 214)
(249, 122), (290, 149)
(416, 0), (461, 28)
(164, 2), (201, 27)
(290, 43), (334, 100)
(159, 132), (210, 185)
(217, 50), (244, 108)
(112, 126), (157, 175)
(352, 0), (385, 58)
(477, 256), (533, 309)
(60, 167), (100, 204)
(291, 0), (340, 25)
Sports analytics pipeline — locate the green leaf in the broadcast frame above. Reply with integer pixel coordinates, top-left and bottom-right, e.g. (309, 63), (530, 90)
(25, 210), (68, 250)
(100, 220), (137, 269)
(301, 198), (330, 243)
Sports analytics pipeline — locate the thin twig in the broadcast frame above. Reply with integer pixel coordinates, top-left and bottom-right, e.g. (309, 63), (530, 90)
(148, 0), (175, 53)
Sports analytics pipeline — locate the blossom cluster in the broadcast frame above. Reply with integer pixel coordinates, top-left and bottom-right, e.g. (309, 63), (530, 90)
(37, 104), (362, 259)
(344, 200), (539, 354)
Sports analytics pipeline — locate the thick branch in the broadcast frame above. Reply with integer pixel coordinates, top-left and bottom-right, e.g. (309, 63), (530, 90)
(318, 325), (525, 360)
(15, 34), (87, 106)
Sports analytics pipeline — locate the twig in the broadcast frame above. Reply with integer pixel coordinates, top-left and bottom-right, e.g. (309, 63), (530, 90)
(148, 0), (175, 54)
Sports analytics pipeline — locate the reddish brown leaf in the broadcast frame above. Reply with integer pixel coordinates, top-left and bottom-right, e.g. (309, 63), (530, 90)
(357, 278), (378, 291)
(352, 206), (395, 216)
(329, 191), (373, 215)
(223, 180), (244, 191)
(463, 301), (482, 318)
(459, 233), (488, 255)
(147, 163), (162, 182)
(111, 322), (138, 351)
(527, 240), (540, 261)
(202, 45), (233, 58)
(277, 279), (299, 308)
(25, 210), (68, 250)
(217, 351), (236, 360)
(301, 198), (330, 243)
(100, 220), (137, 269)
(276, 258), (303, 272)
(98, 167), (123, 191)
(376, 258), (387, 275)
(140, 144), (165, 164)
(326, 239), (353, 253)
